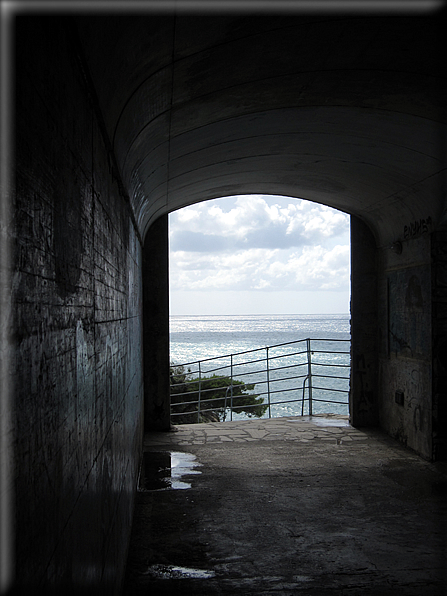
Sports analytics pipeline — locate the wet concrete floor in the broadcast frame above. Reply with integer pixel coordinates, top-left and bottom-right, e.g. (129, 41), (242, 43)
(122, 414), (447, 595)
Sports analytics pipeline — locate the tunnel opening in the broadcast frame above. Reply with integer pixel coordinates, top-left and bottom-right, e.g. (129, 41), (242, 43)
(143, 207), (381, 442)
(167, 194), (352, 426)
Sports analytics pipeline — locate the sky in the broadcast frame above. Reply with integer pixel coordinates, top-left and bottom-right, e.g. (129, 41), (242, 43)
(169, 194), (351, 315)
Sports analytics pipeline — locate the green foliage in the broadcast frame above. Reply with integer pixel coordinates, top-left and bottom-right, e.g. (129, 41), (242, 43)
(170, 364), (268, 424)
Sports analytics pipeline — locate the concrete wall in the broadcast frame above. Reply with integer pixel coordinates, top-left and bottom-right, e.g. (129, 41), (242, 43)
(350, 216), (379, 428)
(142, 215), (171, 432)
(350, 216), (436, 461)
(76, 14), (445, 244)
(378, 232), (433, 460)
(432, 230), (447, 461)
(10, 18), (144, 592)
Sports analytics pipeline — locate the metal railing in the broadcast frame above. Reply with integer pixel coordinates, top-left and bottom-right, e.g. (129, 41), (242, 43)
(170, 337), (350, 424)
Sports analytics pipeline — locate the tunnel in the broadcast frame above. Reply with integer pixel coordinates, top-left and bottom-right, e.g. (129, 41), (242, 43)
(2, 6), (446, 594)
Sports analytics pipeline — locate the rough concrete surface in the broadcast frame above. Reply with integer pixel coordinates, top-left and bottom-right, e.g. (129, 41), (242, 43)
(12, 18), (144, 590)
(123, 415), (447, 595)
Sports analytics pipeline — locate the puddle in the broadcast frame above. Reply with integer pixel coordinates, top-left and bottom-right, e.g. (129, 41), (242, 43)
(311, 416), (350, 428)
(138, 451), (201, 491)
(144, 564), (215, 579)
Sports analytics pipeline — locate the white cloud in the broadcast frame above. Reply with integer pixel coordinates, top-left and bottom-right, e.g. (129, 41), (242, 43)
(169, 195), (350, 313)
(169, 195), (349, 252)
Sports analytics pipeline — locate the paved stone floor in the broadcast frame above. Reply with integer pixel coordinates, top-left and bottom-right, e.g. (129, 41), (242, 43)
(144, 414), (369, 447)
(123, 415), (447, 595)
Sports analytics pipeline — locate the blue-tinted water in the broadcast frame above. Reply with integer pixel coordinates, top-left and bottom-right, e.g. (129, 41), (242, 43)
(170, 314), (351, 419)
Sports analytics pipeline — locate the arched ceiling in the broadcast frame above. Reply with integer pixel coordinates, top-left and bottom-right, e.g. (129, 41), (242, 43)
(77, 13), (446, 246)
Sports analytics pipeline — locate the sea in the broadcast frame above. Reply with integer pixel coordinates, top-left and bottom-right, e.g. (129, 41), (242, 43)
(169, 314), (351, 420)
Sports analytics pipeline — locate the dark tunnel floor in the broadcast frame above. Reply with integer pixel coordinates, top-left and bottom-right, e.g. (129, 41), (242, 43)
(122, 415), (447, 595)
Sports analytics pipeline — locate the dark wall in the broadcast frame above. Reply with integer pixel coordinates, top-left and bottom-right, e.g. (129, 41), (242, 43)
(432, 230), (447, 461)
(350, 216), (379, 427)
(10, 18), (143, 592)
(378, 234), (433, 460)
(142, 215), (171, 432)
(350, 215), (438, 461)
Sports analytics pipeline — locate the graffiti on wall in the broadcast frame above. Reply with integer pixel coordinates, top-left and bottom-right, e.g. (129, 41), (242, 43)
(403, 216), (432, 240)
(388, 266), (430, 359)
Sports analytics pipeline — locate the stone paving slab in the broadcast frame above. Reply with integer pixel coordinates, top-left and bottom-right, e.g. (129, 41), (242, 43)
(144, 414), (372, 448)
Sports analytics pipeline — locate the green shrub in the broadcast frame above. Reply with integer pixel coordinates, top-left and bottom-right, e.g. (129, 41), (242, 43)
(170, 364), (267, 424)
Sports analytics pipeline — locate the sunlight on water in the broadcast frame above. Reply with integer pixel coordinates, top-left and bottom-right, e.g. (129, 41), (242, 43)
(170, 314), (351, 418)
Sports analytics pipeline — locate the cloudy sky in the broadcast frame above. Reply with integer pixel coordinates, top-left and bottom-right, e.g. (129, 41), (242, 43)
(169, 195), (351, 315)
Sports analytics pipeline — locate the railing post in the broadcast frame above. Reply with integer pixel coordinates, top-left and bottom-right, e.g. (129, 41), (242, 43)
(301, 376), (307, 416)
(230, 354), (234, 421)
(198, 362), (202, 423)
(266, 346), (271, 418)
(307, 338), (313, 415)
